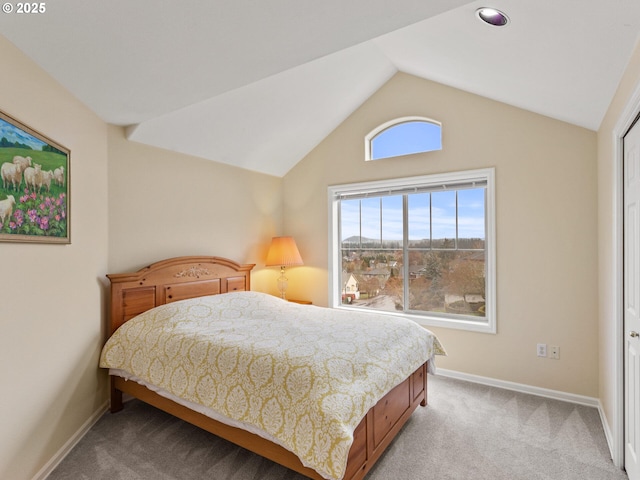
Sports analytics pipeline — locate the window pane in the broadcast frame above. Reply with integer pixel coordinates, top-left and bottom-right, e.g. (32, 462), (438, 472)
(360, 198), (381, 246)
(408, 251), (446, 313)
(442, 251), (486, 316)
(408, 193), (430, 248)
(379, 250), (404, 312)
(458, 188), (485, 249)
(371, 120), (442, 160)
(339, 189), (486, 319)
(340, 248), (404, 313)
(340, 199), (361, 245)
(409, 251), (485, 318)
(339, 195), (404, 312)
(431, 190), (456, 248)
(381, 195), (403, 246)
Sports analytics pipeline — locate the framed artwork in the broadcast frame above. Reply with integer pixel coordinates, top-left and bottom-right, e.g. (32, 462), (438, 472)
(0, 110), (70, 244)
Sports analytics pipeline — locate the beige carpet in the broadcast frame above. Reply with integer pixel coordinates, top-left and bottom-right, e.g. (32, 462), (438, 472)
(47, 375), (628, 479)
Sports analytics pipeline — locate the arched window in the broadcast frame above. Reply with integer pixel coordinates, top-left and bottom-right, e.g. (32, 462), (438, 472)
(365, 117), (442, 161)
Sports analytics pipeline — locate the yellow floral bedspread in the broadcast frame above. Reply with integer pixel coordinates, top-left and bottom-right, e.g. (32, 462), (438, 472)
(100, 291), (444, 480)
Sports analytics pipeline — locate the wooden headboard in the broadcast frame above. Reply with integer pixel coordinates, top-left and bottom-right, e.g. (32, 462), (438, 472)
(107, 256), (255, 336)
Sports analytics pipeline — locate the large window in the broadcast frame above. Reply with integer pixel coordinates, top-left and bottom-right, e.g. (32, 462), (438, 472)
(328, 168), (496, 333)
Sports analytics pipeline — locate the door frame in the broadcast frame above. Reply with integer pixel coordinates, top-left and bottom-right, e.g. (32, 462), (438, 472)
(613, 79), (640, 470)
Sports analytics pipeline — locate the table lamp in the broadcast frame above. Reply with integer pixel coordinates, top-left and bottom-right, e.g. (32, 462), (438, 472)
(265, 236), (303, 299)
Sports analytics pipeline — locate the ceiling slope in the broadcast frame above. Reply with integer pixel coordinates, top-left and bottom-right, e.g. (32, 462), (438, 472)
(126, 42), (397, 176)
(375, 0), (640, 130)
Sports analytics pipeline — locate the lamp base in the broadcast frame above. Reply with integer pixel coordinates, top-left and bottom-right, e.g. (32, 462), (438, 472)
(277, 266), (288, 299)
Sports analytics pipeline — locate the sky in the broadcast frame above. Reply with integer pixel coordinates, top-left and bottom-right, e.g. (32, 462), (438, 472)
(340, 188), (485, 242)
(0, 117), (47, 150)
(371, 120), (442, 160)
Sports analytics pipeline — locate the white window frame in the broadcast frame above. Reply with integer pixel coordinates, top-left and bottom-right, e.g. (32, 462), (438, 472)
(328, 167), (496, 334)
(364, 116), (442, 161)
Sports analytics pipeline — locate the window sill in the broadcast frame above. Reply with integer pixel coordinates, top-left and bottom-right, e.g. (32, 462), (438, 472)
(332, 304), (496, 334)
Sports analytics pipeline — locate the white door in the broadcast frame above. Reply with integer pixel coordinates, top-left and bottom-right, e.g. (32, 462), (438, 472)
(624, 116), (640, 480)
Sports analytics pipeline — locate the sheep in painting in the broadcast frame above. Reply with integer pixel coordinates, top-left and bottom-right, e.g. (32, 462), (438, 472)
(23, 163), (42, 192)
(40, 170), (54, 193)
(1, 162), (23, 191)
(53, 166), (65, 187)
(0, 195), (15, 225)
(12, 155), (31, 172)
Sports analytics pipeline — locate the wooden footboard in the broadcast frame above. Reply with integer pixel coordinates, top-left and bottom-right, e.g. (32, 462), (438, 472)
(110, 361), (427, 480)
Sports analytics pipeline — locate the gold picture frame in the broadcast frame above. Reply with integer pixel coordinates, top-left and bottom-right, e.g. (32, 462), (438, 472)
(0, 109), (70, 244)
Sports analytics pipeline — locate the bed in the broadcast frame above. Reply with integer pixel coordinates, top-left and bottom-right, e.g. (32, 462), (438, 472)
(100, 256), (444, 480)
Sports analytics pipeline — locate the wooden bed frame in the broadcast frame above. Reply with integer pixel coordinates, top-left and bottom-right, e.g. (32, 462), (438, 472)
(106, 256), (428, 480)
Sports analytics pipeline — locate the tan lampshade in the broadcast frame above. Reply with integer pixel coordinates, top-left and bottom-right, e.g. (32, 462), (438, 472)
(265, 236), (304, 267)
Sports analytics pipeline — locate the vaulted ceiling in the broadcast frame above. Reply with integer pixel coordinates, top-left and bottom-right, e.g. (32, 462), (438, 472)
(1, 0), (639, 176)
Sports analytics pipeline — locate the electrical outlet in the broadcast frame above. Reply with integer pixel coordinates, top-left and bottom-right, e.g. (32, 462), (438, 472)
(549, 345), (560, 359)
(537, 343), (547, 357)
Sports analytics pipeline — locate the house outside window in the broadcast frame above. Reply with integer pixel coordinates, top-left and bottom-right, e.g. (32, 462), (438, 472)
(328, 168), (496, 333)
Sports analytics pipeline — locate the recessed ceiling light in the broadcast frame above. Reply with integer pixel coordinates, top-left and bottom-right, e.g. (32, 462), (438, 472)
(476, 7), (509, 27)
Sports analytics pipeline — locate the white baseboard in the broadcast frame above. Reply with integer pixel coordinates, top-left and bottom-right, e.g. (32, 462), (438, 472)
(597, 399), (619, 467)
(32, 401), (109, 480)
(435, 368), (600, 408)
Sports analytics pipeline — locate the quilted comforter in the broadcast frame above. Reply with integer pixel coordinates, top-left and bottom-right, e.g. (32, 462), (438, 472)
(100, 291), (444, 480)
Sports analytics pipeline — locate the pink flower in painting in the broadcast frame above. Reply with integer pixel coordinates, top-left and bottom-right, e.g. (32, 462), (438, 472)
(13, 210), (24, 227)
(40, 217), (49, 231)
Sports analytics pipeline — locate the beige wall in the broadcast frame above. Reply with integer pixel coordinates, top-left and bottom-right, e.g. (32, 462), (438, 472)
(283, 72), (599, 397)
(0, 36), (109, 479)
(597, 39), (640, 453)
(107, 125), (283, 293)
